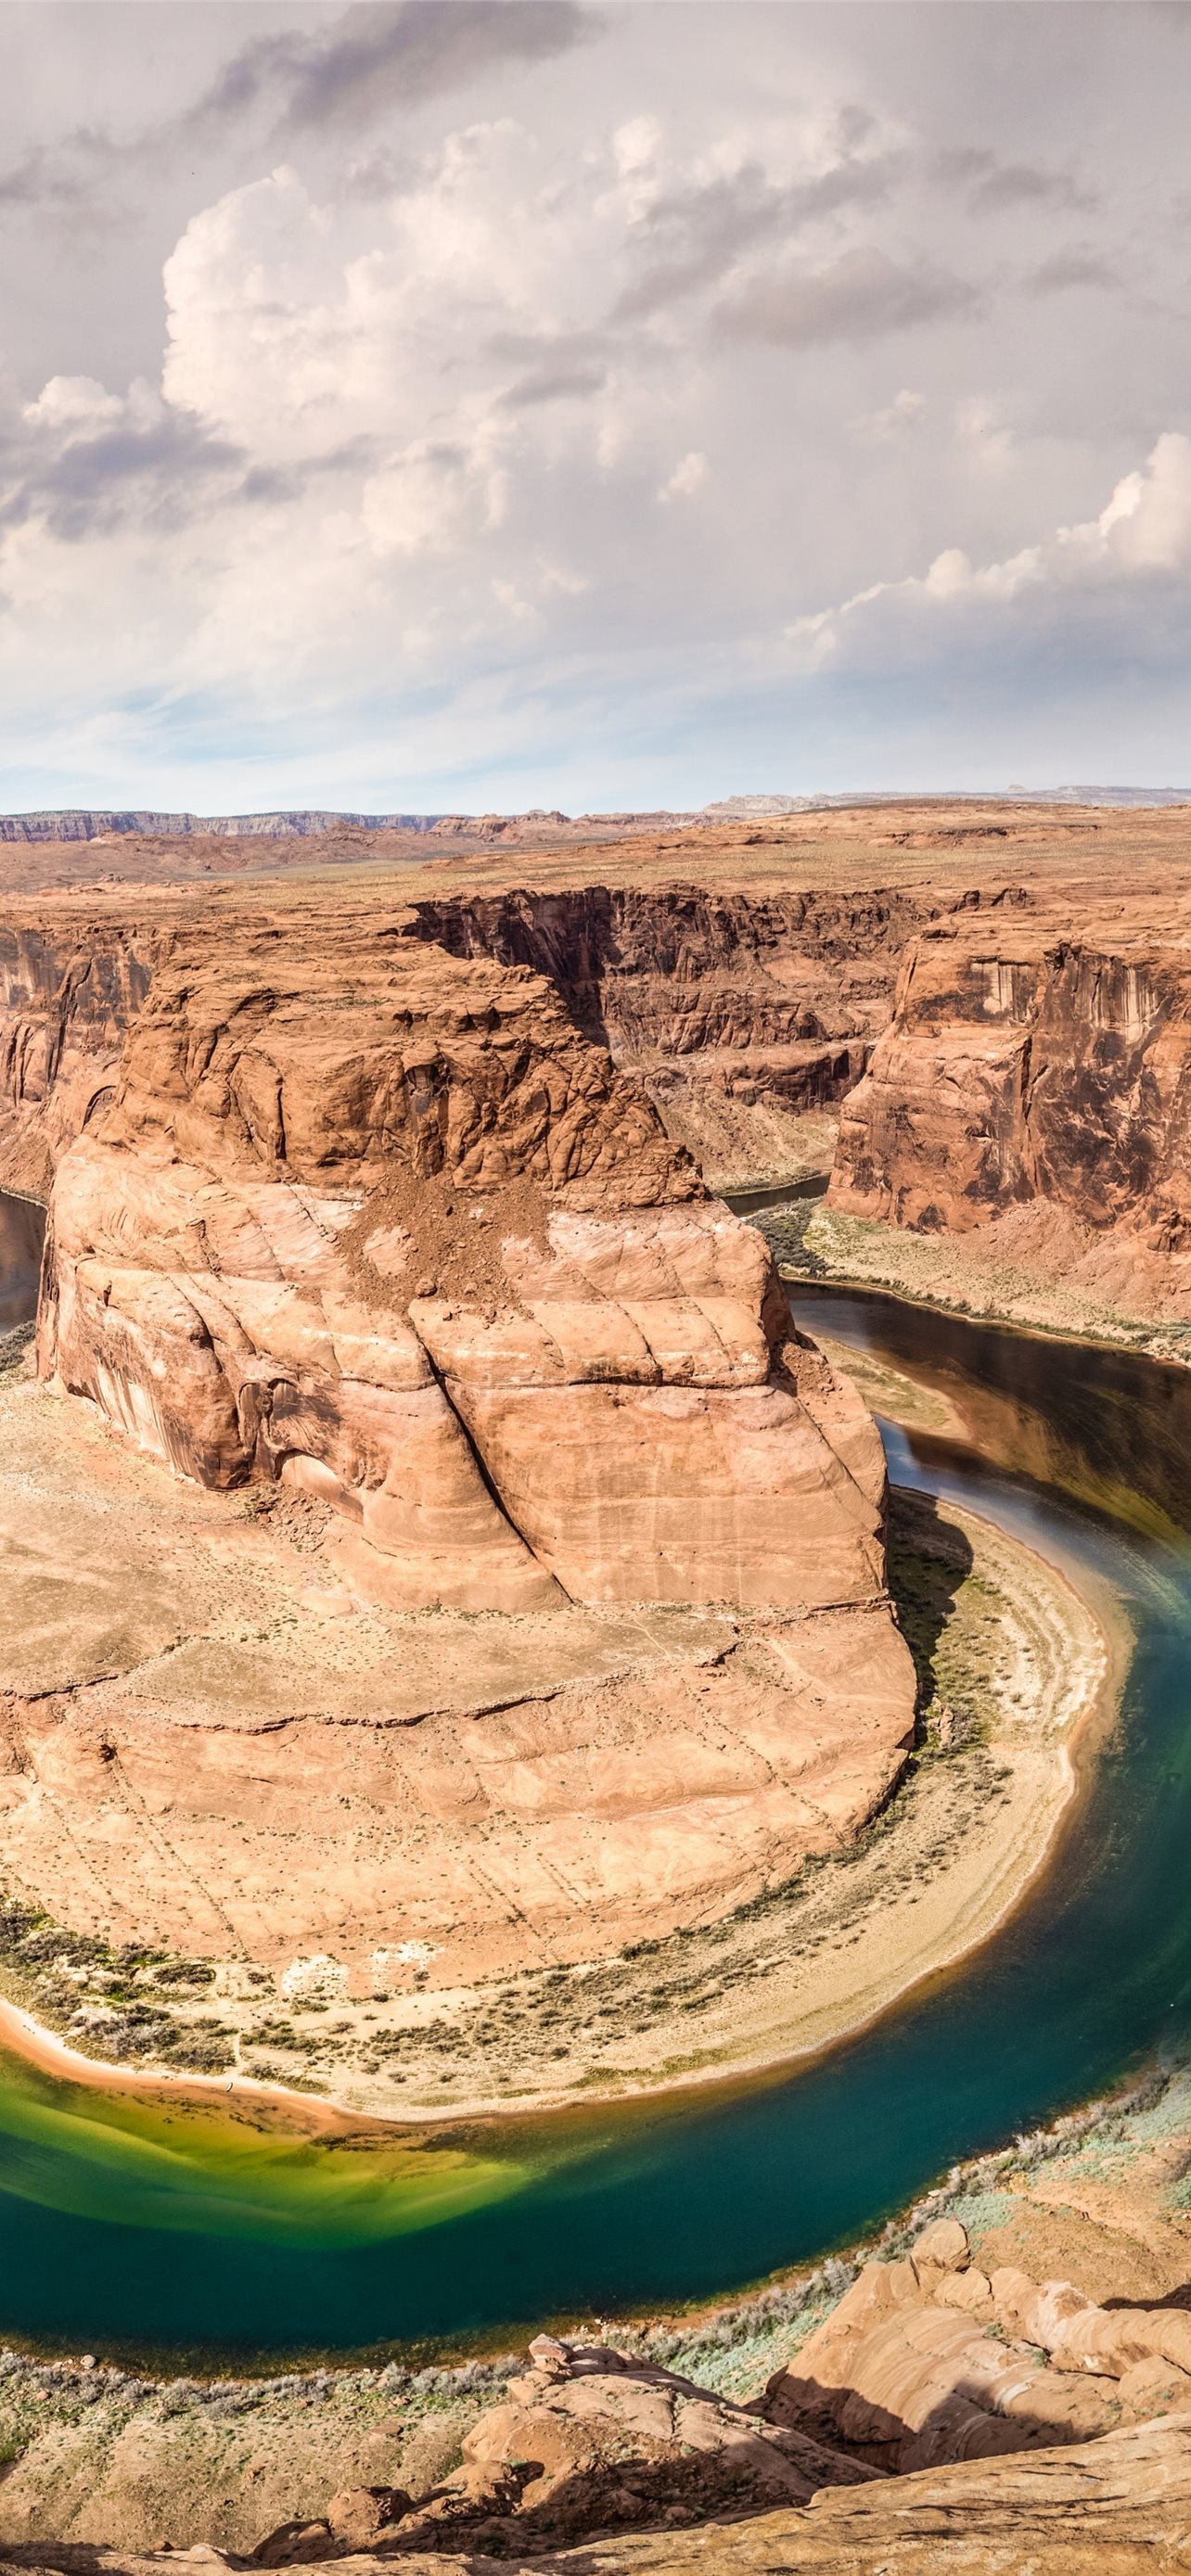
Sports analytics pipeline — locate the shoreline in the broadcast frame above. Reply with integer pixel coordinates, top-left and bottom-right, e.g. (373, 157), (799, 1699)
(780, 1200), (1191, 1372)
(0, 1491), (1124, 2140)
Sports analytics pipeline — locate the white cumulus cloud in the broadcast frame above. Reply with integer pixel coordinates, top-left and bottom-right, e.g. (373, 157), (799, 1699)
(788, 432), (1191, 670)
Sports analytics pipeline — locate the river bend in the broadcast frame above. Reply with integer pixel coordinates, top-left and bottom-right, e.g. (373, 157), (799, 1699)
(0, 1239), (1187, 2364)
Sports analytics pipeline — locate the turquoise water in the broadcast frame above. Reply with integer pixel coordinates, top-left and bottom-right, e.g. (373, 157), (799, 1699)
(0, 1274), (1190, 2364)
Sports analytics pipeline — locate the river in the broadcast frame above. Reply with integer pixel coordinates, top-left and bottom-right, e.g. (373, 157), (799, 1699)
(0, 1221), (1189, 2367)
(0, 1193), (44, 1339)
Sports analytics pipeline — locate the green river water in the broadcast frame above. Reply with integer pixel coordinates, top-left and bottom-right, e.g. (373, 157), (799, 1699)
(1, 1218), (1189, 2366)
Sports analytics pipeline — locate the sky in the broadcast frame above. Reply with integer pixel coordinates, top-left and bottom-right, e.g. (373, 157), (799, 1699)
(1, 0), (1190, 814)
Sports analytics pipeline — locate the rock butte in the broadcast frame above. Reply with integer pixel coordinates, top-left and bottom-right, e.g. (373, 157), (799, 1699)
(1, 885), (920, 1983)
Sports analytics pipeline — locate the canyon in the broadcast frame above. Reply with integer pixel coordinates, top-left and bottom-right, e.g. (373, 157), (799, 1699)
(4, 2062), (1191, 2569)
(1, 798), (1189, 2061)
(3, 801), (1191, 2569)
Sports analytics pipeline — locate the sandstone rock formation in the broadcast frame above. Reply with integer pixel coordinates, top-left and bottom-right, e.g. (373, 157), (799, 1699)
(250, 2338), (875, 2564)
(7, 2416), (1191, 2574)
(231, 2257), (1191, 2562)
(762, 2219), (1191, 2478)
(0, 918), (161, 1197)
(831, 912), (1191, 1321)
(0, 873), (994, 1204)
(409, 881), (976, 1186)
(235, 2259), (1191, 2561)
(38, 903), (895, 1623)
(9, 892), (916, 1986)
(6, 2353), (1188, 2576)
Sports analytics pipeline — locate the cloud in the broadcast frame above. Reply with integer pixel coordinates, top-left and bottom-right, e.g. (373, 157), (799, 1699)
(614, 148), (900, 322)
(0, 4), (599, 227)
(954, 394), (1011, 467)
(23, 376), (124, 435)
(0, 135), (109, 210)
(934, 147), (1096, 215)
(1, 5), (1189, 809)
(658, 450), (707, 502)
(716, 247), (977, 347)
(787, 432), (1191, 669)
(1027, 246), (1120, 294)
(188, 1), (600, 140)
(497, 357), (608, 408)
(0, 379), (246, 543)
(852, 387), (926, 441)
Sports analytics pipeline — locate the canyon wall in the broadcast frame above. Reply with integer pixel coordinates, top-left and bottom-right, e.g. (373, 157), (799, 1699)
(37, 898), (900, 1623)
(832, 915), (1191, 1319)
(410, 882), (1018, 1184)
(0, 917), (164, 1195)
(16, 892), (917, 1976)
(0, 877), (1027, 1205)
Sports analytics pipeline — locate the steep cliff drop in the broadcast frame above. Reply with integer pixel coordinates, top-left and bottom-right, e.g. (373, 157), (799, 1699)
(830, 910), (1191, 1333)
(19, 893), (916, 2012)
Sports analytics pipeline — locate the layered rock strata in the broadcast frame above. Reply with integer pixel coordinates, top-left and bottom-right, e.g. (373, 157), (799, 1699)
(832, 916), (1191, 1319)
(0, 919), (161, 1197)
(410, 883), (1010, 1182)
(21, 898), (916, 1977)
(0, 878), (992, 1203)
(7, 2418), (1190, 2576)
(38, 904), (895, 1620)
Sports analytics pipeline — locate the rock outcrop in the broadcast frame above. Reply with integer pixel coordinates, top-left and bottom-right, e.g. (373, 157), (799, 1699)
(239, 2264), (1191, 2560)
(0, 918), (162, 1197)
(6, 2351), (1189, 2576)
(831, 913), (1191, 1320)
(763, 2219), (1191, 2479)
(250, 2338), (875, 2564)
(410, 882), (989, 1185)
(38, 902), (896, 1621)
(17, 893), (916, 1983)
(7, 2416), (1191, 2573)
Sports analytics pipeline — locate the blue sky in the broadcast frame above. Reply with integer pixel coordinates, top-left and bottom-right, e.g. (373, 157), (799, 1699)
(1, 0), (1189, 814)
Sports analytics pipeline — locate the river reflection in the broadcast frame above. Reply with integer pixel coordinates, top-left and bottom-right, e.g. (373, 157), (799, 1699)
(0, 1193), (44, 1336)
(795, 1284), (1191, 1550)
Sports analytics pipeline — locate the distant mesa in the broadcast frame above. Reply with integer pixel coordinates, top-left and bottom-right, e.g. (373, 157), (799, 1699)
(1, 786), (1189, 844)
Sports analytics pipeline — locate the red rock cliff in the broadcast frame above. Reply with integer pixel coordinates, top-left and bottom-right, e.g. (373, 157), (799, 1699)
(38, 898), (902, 1622)
(832, 912), (1191, 1315)
(0, 916), (163, 1195)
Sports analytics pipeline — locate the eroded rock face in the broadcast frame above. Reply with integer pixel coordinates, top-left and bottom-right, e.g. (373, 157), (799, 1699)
(411, 882), (995, 1186)
(19, 897), (919, 1978)
(0, 918), (161, 1196)
(12, 2417), (1191, 2574)
(250, 2339), (875, 2563)
(762, 2226), (1191, 2480)
(831, 918), (1191, 1314)
(39, 905), (895, 1625)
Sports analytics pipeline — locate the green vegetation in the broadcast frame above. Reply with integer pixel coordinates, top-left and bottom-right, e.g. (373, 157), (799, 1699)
(0, 1902), (236, 2071)
(888, 1493), (1002, 1754)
